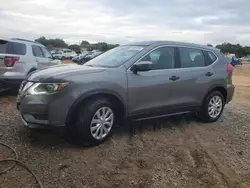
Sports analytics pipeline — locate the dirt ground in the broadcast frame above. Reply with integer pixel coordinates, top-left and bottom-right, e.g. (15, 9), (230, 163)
(0, 62), (250, 188)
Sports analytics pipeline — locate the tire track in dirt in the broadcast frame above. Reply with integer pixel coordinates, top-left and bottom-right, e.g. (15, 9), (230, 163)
(172, 116), (230, 187)
(192, 129), (238, 187)
(190, 118), (250, 188)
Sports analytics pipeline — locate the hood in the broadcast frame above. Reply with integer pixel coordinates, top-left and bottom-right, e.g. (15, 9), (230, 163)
(28, 64), (106, 82)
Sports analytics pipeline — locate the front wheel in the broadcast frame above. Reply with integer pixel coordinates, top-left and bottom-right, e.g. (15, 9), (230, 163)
(70, 98), (115, 145)
(198, 91), (225, 122)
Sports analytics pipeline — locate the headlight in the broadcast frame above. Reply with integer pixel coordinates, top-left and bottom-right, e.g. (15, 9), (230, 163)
(27, 82), (69, 95)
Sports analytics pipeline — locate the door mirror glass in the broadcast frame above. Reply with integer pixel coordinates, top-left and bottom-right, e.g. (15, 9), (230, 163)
(131, 61), (153, 73)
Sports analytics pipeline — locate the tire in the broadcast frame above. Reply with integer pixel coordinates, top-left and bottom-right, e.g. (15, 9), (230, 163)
(61, 56), (65, 60)
(79, 59), (85, 65)
(198, 91), (225, 123)
(69, 98), (115, 145)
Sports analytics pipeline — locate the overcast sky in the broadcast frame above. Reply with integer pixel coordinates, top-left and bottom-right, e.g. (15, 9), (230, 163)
(0, 0), (249, 45)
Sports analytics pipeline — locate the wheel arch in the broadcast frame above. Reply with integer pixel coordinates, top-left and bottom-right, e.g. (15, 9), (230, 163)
(66, 90), (127, 126)
(203, 85), (227, 103)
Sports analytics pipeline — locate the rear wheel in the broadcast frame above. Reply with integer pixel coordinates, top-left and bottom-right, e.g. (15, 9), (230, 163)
(79, 59), (85, 65)
(69, 98), (115, 145)
(198, 91), (225, 122)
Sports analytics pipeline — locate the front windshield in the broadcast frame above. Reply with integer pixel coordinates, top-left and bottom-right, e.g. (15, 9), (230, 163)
(85, 45), (145, 68)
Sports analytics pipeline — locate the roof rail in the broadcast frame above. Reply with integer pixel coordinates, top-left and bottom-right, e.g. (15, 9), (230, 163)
(11, 38), (38, 43)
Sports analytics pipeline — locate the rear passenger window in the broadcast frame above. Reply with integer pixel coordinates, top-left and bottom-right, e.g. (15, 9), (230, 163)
(32, 45), (44, 57)
(179, 47), (205, 68)
(140, 47), (175, 70)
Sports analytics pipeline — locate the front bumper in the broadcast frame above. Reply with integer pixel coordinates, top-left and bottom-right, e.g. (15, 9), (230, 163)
(226, 84), (235, 103)
(17, 88), (75, 128)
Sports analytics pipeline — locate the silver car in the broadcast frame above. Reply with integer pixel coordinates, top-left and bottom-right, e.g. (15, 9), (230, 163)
(17, 41), (235, 145)
(0, 38), (61, 92)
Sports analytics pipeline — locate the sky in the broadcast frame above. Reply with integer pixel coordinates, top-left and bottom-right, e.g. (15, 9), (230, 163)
(0, 0), (249, 45)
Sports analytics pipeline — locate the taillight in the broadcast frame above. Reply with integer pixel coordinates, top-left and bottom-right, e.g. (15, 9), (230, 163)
(227, 63), (234, 72)
(4, 56), (20, 67)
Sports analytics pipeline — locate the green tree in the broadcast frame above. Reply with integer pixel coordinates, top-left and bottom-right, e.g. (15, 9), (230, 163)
(35, 36), (68, 48)
(80, 40), (90, 46)
(69, 44), (81, 53)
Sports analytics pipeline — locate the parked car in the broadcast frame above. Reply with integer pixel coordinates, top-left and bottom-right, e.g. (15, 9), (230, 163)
(17, 41), (234, 145)
(52, 50), (77, 60)
(52, 51), (64, 60)
(226, 54), (241, 66)
(81, 51), (103, 63)
(0, 38), (61, 92)
(62, 49), (77, 59)
(72, 51), (92, 64)
(240, 56), (250, 61)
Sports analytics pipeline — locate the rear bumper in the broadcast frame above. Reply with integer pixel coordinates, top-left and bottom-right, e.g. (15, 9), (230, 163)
(0, 71), (26, 89)
(226, 84), (235, 103)
(0, 78), (23, 90)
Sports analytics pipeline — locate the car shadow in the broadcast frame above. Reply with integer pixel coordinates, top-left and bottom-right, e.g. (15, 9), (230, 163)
(0, 89), (17, 98)
(114, 113), (198, 136)
(16, 113), (199, 149)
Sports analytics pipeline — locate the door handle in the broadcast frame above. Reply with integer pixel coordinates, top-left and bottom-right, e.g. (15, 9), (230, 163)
(35, 58), (39, 63)
(169, 76), (180, 81)
(205, 72), (213, 76)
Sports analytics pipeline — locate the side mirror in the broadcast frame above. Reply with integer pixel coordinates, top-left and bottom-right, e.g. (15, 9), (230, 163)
(131, 61), (153, 74)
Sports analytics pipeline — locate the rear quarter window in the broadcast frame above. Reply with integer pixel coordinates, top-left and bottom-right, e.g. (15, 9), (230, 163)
(0, 40), (26, 55)
(203, 51), (217, 66)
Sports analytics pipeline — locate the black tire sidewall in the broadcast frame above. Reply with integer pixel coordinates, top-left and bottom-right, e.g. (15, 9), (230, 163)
(72, 98), (115, 145)
(80, 59), (85, 64)
(200, 91), (225, 122)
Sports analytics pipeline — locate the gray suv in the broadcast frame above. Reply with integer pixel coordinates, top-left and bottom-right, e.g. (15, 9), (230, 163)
(17, 41), (235, 145)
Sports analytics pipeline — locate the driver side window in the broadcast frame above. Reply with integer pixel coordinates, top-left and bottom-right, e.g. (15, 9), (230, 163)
(140, 47), (175, 70)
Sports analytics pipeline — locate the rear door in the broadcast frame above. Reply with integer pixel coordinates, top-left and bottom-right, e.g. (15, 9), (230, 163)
(176, 47), (216, 107)
(32, 45), (50, 69)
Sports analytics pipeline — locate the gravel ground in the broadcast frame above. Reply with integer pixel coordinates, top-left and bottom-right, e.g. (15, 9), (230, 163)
(0, 64), (250, 188)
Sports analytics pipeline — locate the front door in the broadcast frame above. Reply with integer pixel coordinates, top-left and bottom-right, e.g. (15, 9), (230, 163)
(127, 46), (181, 117)
(41, 47), (58, 66)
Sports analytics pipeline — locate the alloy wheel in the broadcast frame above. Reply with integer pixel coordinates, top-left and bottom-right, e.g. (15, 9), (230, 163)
(90, 107), (114, 140)
(208, 95), (223, 118)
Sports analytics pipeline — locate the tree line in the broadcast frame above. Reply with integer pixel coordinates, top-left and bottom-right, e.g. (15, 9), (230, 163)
(35, 37), (119, 53)
(35, 37), (250, 57)
(208, 43), (250, 57)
